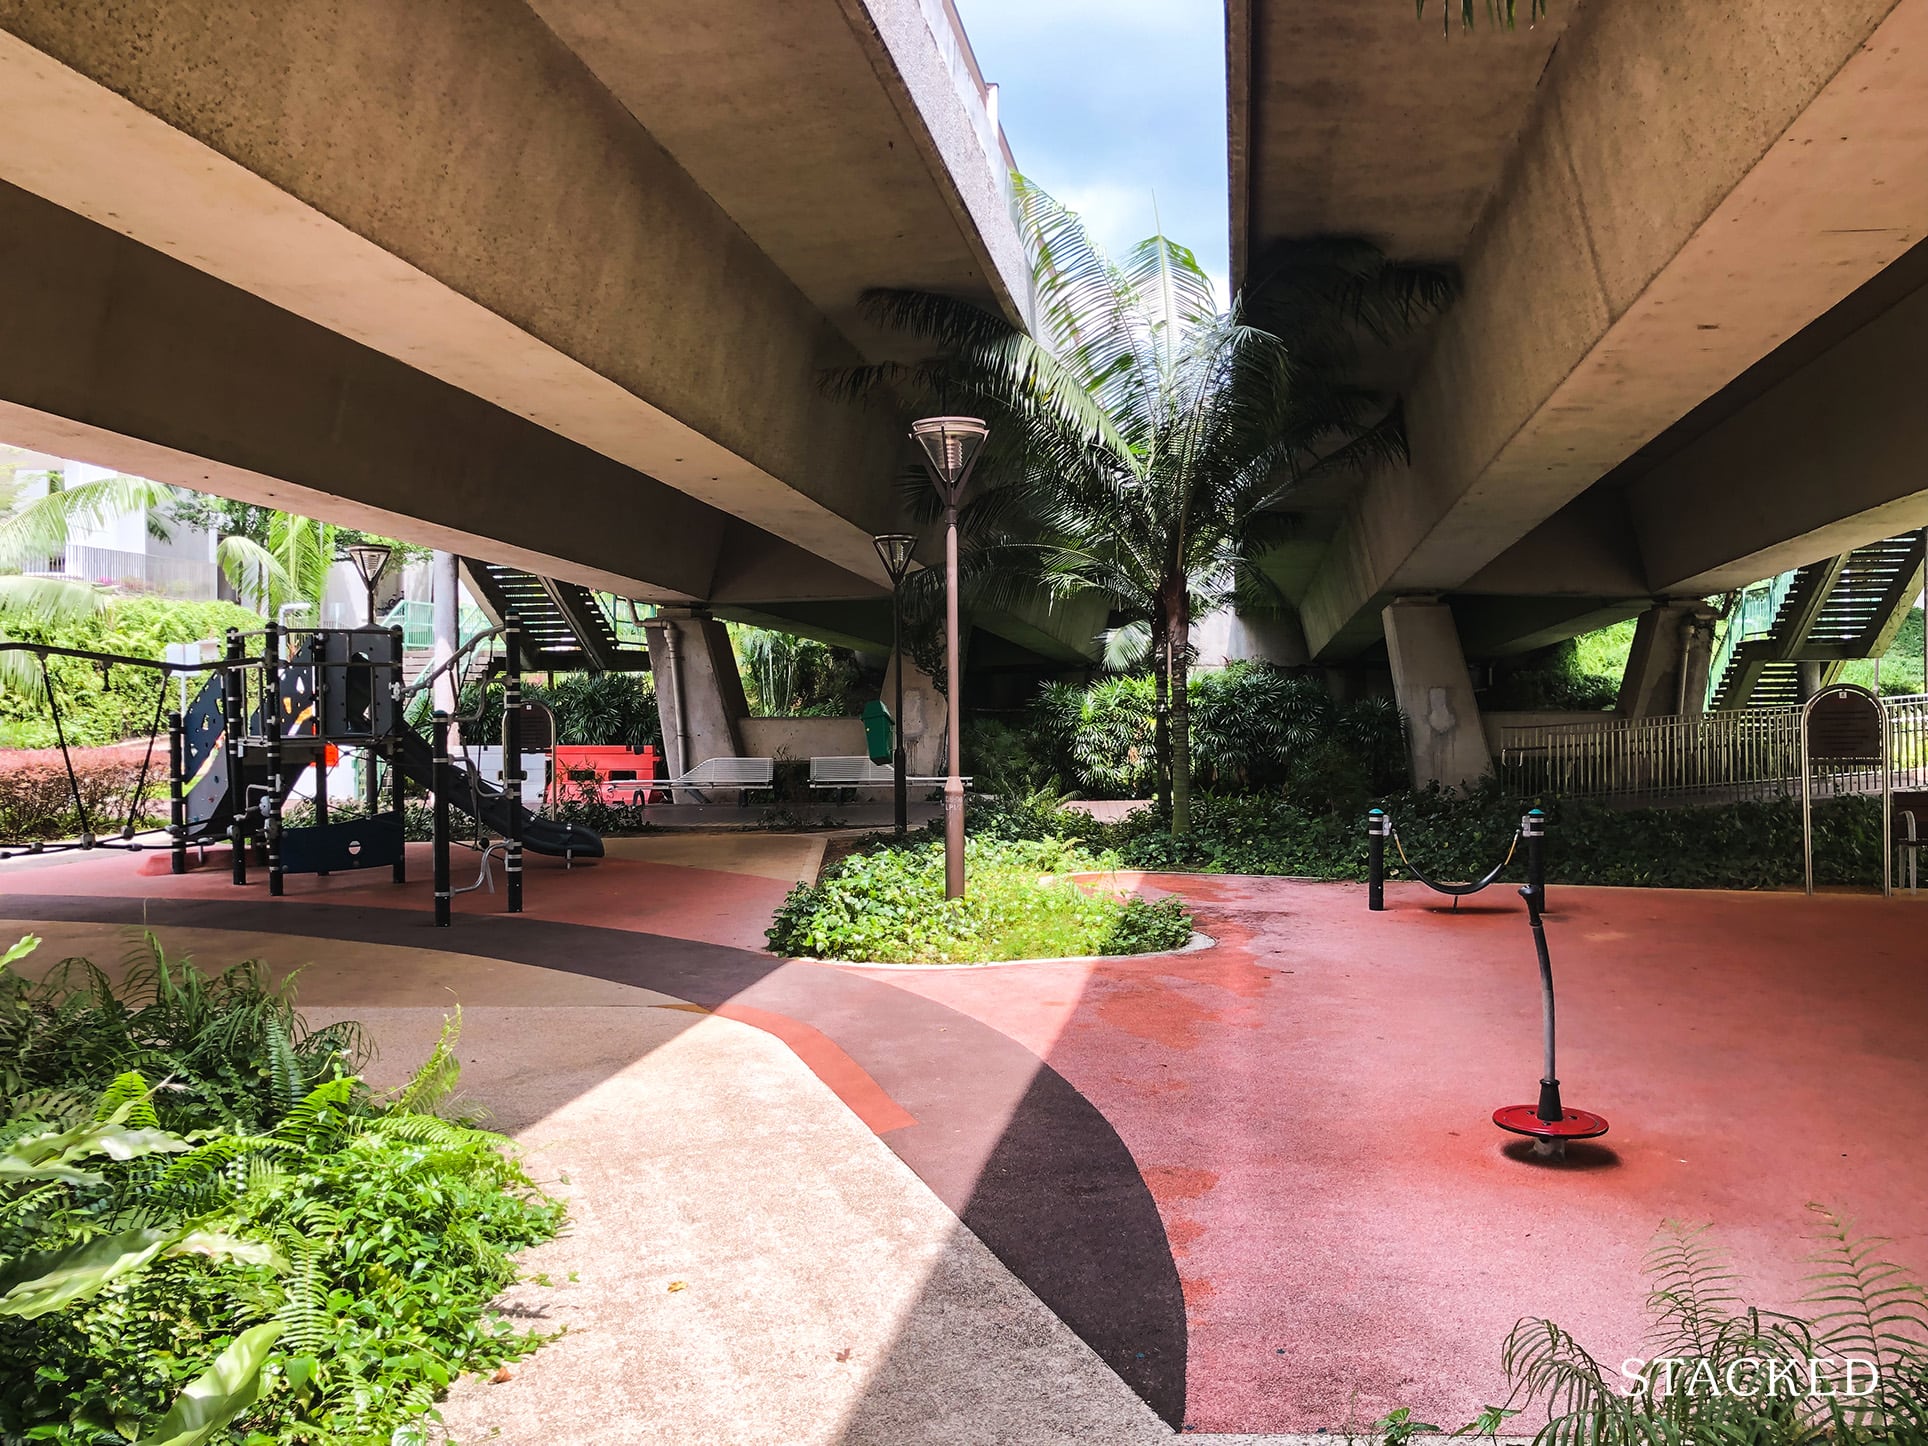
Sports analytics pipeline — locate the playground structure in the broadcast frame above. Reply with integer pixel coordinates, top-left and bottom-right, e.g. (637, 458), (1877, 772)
(0, 613), (602, 926)
(1367, 807), (1610, 1159)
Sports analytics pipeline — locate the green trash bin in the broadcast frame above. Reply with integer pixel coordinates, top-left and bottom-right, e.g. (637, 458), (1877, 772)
(861, 699), (894, 766)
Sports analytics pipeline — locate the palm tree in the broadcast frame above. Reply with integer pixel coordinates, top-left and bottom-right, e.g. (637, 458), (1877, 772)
(837, 180), (1447, 832)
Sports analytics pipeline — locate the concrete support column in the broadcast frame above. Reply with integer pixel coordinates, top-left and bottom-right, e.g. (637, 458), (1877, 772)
(643, 609), (748, 786)
(429, 550), (460, 717)
(1616, 602), (1720, 718)
(1382, 597), (1491, 791)
(881, 651), (947, 777)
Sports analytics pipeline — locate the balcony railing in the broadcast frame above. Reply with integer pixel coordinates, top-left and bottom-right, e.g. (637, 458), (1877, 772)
(29, 544), (219, 600)
(1498, 695), (1928, 806)
(916, 0), (1017, 198)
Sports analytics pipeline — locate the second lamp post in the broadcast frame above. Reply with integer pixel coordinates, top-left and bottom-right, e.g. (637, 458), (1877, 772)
(872, 532), (917, 836)
(909, 416), (988, 900)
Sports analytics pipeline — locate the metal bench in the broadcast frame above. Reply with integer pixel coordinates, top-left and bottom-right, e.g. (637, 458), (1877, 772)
(807, 756), (966, 791)
(665, 755), (774, 804)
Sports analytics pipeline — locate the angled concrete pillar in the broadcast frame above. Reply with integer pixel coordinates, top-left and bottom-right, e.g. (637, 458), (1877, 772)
(1382, 598), (1491, 791)
(644, 610), (747, 785)
(881, 651), (948, 778)
(1616, 602), (1720, 718)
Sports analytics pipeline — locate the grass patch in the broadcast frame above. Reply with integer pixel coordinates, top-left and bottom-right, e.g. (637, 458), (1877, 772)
(767, 836), (1192, 964)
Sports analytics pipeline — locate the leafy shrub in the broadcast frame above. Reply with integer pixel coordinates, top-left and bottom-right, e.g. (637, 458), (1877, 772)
(1483, 635), (1621, 712)
(0, 934), (562, 1444)
(461, 671), (660, 749)
(0, 597), (265, 748)
(1101, 895), (1193, 955)
(1026, 664), (1407, 802)
(0, 758), (165, 845)
(979, 785), (1885, 892)
(1035, 675), (1157, 797)
(767, 836), (1193, 964)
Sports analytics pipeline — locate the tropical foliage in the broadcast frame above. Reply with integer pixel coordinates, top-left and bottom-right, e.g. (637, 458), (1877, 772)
(729, 625), (861, 718)
(959, 784), (1889, 893)
(767, 835), (1193, 964)
(839, 179), (1447, 833)
(460, 670), (661, 750)
(1029, 663), (1407, 801)
(0, 933), (562, 1444)
(0, 597), (264, 748)
(1489, 1211), (1928, 1444)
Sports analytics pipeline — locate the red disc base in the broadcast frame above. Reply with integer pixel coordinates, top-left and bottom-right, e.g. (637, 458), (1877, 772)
(1492, 1104), (1609, 1140)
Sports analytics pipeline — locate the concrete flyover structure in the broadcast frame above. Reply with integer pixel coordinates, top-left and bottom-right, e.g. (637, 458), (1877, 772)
(1229, 0), (1928, 784)
(0, 0), (1100, 727)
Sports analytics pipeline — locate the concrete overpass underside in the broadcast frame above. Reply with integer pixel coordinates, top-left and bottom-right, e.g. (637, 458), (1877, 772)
(1230, 0), (1928, 781)
(0, 0), (1096, 670)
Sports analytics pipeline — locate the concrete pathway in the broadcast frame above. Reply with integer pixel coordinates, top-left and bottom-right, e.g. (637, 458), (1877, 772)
(4, 846), (1924, 1438)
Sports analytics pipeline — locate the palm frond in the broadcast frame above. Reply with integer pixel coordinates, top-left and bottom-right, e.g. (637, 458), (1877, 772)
(0, 473), (176, 571)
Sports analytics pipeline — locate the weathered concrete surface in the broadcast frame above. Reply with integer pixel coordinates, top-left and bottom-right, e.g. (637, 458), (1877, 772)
(1382, 597), (1491, 789)
(1234, 0), (1928, 659)
(645, 611), (750, 779)
(1615, 602), (1717, 719)
(0, 0), (1024, 592)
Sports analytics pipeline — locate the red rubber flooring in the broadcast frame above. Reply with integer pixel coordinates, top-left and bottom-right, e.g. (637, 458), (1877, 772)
(850, 878), (1928, 1431)
(5, 853), (1924, 1432)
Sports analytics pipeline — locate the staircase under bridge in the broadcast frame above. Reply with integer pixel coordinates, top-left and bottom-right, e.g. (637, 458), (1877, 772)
(460, 561), (653, 675)
(1708, 532), (1925, 710)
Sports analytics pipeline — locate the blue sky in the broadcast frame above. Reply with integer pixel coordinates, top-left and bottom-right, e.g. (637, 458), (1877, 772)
(952, 0), (1230, 302)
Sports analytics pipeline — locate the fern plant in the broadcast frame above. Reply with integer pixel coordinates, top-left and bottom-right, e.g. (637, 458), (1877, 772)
(1495, 1212), (1928, 1445)
(0, 935), (564, 1444)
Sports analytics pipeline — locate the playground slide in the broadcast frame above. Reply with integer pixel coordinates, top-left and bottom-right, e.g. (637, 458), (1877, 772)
(392, 729), (604, 860)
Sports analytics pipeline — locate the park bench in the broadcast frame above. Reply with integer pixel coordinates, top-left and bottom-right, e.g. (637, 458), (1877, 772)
(663, 755), (774, 805)
(807, 756), (967, 791)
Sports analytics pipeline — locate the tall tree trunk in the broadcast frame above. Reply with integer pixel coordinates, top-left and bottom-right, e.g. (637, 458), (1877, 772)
(1167, 599), (1192, 836)
(1151, 623), (1171, 816)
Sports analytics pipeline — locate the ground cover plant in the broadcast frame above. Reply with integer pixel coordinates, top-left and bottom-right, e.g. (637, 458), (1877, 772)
(767, 835), (1193, 964)
(963, 786), (1886, 892)
(0, 932), (562, 1444)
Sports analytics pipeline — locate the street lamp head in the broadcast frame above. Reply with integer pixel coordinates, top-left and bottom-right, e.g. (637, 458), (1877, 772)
(909, 416), (988, 506)
(343, 541), (393, 590)
(872, 533), (917, 586)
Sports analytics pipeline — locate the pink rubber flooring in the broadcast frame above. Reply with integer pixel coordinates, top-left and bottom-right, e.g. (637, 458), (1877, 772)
(7, 849), (1925, 1431)
(852, 879), (1928, 1431)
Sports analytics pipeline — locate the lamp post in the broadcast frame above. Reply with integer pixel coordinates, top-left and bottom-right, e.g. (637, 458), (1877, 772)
(872, 533), (917, 835)
(345, 542), (392, 629)
(909, 416), (988, 899)
(343, 541), (392, 813)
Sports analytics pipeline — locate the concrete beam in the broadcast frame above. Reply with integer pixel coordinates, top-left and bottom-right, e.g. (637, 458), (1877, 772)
(0, 178), (854, 605)
(1298, 0), (1928, 656)
(1628, 269), (1928, 595)
(0, 0), (1017, 588)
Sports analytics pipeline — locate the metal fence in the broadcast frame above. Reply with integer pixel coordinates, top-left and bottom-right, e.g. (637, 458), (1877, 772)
(31, 544), (219, 599)
(1497, 695), (1928, 805)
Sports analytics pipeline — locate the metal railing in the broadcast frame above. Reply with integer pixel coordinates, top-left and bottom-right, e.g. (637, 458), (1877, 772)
(29, 544), (220, 599)
(916, 0), (1017, 196)
(1704, 568), (1798, 708)
(1499, 694), (1928, 805)
(378, 598), (491, 651)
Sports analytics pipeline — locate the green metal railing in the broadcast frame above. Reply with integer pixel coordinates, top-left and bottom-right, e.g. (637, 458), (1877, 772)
(379, 598), (492, 651)
(1706, 567), (1800, 708)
